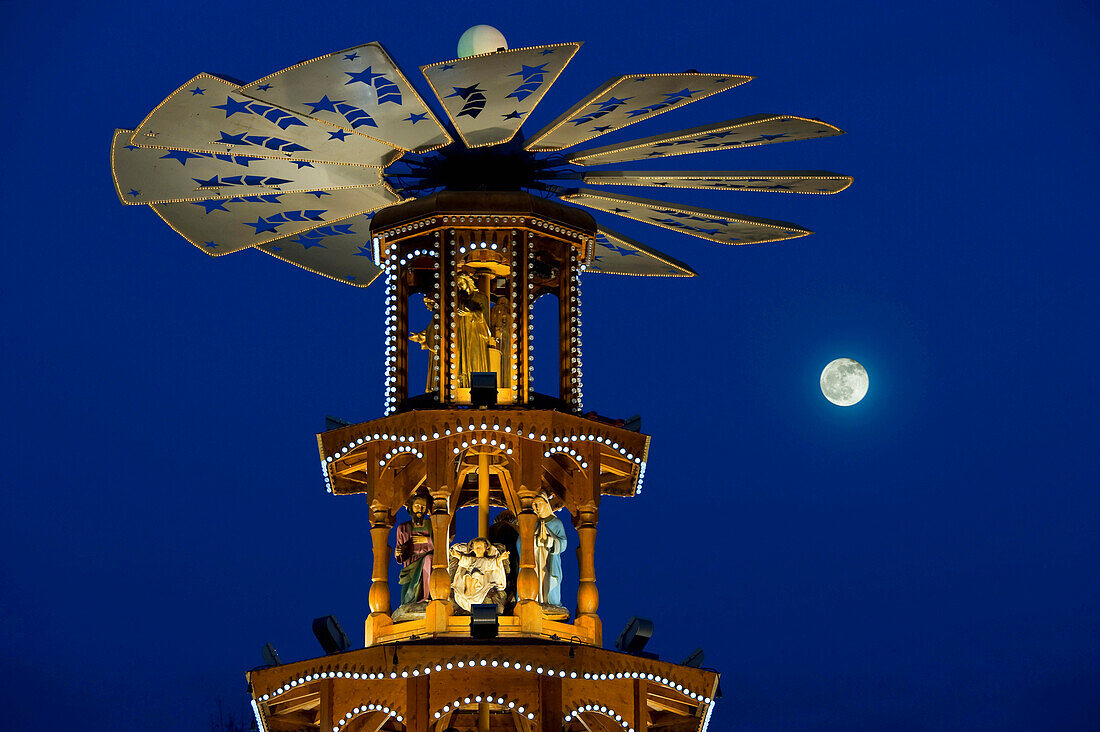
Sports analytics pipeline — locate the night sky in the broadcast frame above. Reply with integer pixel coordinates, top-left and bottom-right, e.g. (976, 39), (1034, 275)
(3, 1), (1097, 730)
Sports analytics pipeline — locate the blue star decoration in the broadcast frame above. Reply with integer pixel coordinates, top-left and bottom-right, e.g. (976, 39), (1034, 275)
(159, 149), (204, 165)
(203, 240), (218, 249)
(437, 63), (455, 71)
(344, 52), (359, 61)
(304, 190), (331, 198)
(502, 110), (524, 120)
(345, 66), (385, 86)
(193, 199), (230, 214)
(127, 189), (140, 197)
(592, 96), (632, 110)
(591, 125), (613, 132)
(305, 95), (342, 114)
(291, 161), (315, 169)
(212, 96), (252, 118)
(539, 49), (556, 55)
(663, 88), (701, 102)
(269, 245), (283, 253)
(353, 244), (372, 257)
(404, 112), (428, 124)
(189, 86), (205, 95)
(509, 63), (549, 80)
(291, 235), (327, 250)
(255, 84), (273, 91)
(328, 129), (350, 141)
(124, 145), (139, 151)
(446, 83), (484, 100)
(245, 216), (282, 234)
(608, 243), (639, 257)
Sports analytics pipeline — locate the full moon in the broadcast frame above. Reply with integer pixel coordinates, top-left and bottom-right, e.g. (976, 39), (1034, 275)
(820, 358), (869, 406)
(457, 25), (508, 58)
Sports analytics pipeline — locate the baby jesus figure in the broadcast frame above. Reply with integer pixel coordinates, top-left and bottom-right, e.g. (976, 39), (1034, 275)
(449, 537), (509, 613)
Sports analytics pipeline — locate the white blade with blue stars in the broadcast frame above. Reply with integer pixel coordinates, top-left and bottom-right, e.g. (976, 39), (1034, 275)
(587, 226), (696, 277)
(149, 185), (402, 255)
(421, 43), (581, 148)
(581, 170), (853, 194)
(525, 72), (751, 152)
(111, 130), (382, 205)
(237, 42), (451, 154)
(131, 74), (401, 167)
(256, 210), (388, 288)
(566, 114), (844, 165)
(561, 188), (812, 245)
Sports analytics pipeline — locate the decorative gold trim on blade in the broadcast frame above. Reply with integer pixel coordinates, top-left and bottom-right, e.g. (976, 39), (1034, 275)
(525, 72), (752, 152)
(562, 188), (812, 246)
(589, 226), (697, 277)
(582, 170), (853, 194)
(566, 114), (844, 166)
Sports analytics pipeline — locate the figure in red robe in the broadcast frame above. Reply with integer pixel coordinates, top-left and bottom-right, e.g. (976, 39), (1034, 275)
(394, 496), (433, 605)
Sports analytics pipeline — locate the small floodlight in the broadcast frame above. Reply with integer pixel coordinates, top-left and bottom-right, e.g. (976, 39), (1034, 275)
(681, 647), (705, 668)
(261, 642), (282, 667)
(470, 604), (499, 639)
(470, 372), (497, 408)
(615, 616), (655, 656)
(324, 415), (351, 431)
(312, 615), (350, 655)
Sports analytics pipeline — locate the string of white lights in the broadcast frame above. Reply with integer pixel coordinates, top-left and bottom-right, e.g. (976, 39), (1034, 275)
(565, 702), (634, 731)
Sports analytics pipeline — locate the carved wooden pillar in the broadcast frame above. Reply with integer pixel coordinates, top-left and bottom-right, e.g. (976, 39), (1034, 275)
(575, 506), (599, 617)
(425, 441), (453, 633)
(366, 505), (394, 646)
(428, 491), (452, 601)
(369, 506), (393, 614)
(516, 500), (538, 603)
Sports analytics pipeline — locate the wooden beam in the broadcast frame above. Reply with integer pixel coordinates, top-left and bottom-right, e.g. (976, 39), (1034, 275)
(538, 674), (562, 732)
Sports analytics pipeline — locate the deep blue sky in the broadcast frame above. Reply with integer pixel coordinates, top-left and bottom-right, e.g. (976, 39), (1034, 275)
(2, 1), (1097, 730)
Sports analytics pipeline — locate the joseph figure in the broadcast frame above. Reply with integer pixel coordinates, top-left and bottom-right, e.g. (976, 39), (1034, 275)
(393, 496), (433, 605)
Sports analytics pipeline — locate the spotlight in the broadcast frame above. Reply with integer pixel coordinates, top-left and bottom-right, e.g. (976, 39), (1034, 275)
(261, 642), (281, 667)
(312, 615), (350, 655)
(681, 648), (705, 668)
(470, 604), (499, 639)
(470, 372), (497, 408)
(615, 616), (655, 657)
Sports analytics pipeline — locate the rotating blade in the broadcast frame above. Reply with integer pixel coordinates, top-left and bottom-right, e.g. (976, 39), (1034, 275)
(561, 189), (811, 245)
(256, 210), (396, 288)
(131, 74), (401, 167)
(237, 42), (451, 153)
(588, 226), (696, 277)
(151, 185), (402, 255)
(567, 114), (844, 166)
(525, 73), (751, 152)
(582, 170), (853, 194)
(421, 42), (582, 148)
(111, 129), (381, 205)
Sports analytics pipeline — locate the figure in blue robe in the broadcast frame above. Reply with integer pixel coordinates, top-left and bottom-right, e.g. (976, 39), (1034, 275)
(532, 495), (567, 606)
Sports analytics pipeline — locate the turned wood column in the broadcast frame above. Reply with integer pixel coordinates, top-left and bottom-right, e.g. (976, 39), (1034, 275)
(516, 499), (539, 604)
(428, 490), (452, 601)
(369, 506), (394, 615)
(575, 506), (599, 619)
